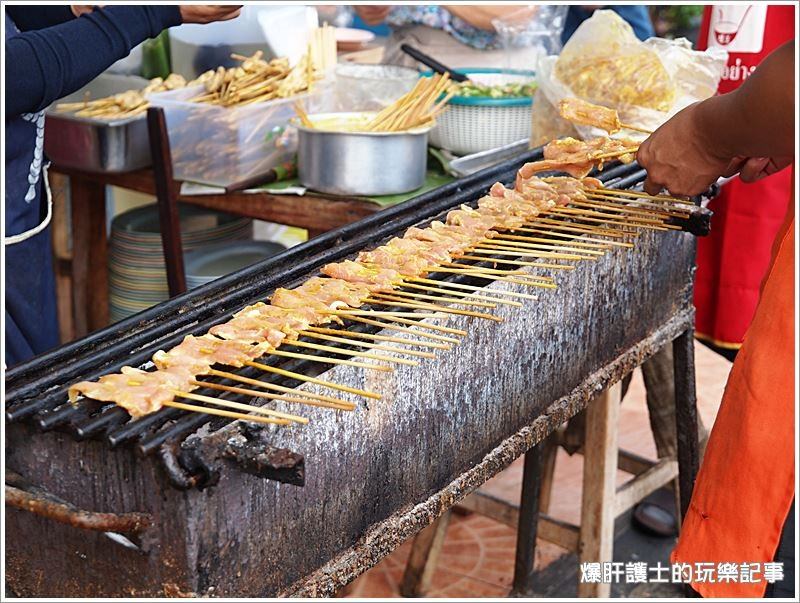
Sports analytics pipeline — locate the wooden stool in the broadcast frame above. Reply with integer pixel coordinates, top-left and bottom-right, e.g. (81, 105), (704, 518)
(401, 381), (681, 598)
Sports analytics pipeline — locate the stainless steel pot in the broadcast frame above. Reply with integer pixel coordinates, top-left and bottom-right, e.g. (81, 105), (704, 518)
(295, 113), (431, 196)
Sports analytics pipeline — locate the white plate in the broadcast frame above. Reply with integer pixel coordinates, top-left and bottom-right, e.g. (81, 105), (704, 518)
(335, 27), (375, 50)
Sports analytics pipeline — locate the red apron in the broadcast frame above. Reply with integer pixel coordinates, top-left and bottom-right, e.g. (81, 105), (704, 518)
(693, 4), (795, 349)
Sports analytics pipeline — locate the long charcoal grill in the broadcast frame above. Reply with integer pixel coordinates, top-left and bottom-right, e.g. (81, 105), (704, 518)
(5, 149), (713, 597)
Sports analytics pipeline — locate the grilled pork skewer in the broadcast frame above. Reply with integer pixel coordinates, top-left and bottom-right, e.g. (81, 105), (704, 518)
(558, 98), (653, 135)
(69, 169), (681, 421)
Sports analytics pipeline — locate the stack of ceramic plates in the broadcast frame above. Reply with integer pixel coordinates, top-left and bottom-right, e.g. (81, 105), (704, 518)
(184, 240), (287, 290)
(109, 204), (253, 322)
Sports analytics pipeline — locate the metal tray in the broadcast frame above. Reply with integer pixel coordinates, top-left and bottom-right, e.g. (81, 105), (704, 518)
(44, 73), (151, 173)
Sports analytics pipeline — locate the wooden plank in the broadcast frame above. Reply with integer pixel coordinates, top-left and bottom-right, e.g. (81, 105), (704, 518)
(614, 458), (678, 517)
(48, 172), (75, 343)
(673, 329), (700, 520)
(538, 434), (559, 513)
(50, 165), (380, 233)
(458, 490), (580, 552)
(400, 511), (452, 597)
(617, 448), (658, 477)
(578, 382), (621, 598)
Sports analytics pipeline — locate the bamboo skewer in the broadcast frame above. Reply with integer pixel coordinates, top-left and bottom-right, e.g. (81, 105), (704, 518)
(430, 268), (560, 288)
(407, 277), (539, 301)
(398, 282), (523, 307)
(585, 193), (691, 215)
(464, 245), (591, 260)
(479, 239), (607, 255)
(300, 330), (437, 358)
(594, 187), (694, 205)
(305, 326), (451, 350)
(544, 206), (667, 226)
(539, 213), (673, 231)
(467, 247), (597, 261)
(267, 348), (393, 371)
(244, 360), (381, 399)
(285, 339), (419, 366)
(525, 218), (639, 234)
(366, 73), (453, 132)
(367, 296), (503, 323)
(583, 200), (688, 222)
(332, 310), (444, 319)
(194, 378), (340, 409)
(543, 210), (681, 231)
(173, 390), (307, 424)
(490, 234), (611, 250)
(357, 314), (468, 336)
(164, 399), (289, 426)
(341, 315), (463, 343)
(576, 199), (686, 220)
(504, 228), (634, 248)
(386, 288), (499, 308)
(476, 241), (604, 258)
(518, 219), (633, 238)
(192, 380), (356, 410)
(293, 101), (314, 128)
(207, 369), (354, 407)
(193, 380), (352, 411)
(435, 264), (560, 278)
(454, 254), (574, 269)
(441, 259), (574, 272)
(591, 148), (639, 160)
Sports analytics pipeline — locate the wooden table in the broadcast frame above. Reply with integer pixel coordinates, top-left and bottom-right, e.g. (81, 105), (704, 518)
(52, 164), (381, 341)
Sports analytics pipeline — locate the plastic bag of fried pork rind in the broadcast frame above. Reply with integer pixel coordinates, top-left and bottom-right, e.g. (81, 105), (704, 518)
(530, 10), (728, 146)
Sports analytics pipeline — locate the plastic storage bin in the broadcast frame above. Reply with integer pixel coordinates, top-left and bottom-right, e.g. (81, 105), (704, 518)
(149, 81), (332, 187)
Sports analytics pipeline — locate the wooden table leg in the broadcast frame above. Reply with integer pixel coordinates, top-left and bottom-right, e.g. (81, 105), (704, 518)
(148, 107), (186, 297)
(578, 381), (622, 598)
(69, 174), (109, 338)
(510, 445), (546, 596)
(673, 329), (699, 520)
(400, 511), (452, 597)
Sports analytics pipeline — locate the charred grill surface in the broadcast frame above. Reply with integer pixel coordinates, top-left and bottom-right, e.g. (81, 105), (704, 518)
(5, 149), (711, 597)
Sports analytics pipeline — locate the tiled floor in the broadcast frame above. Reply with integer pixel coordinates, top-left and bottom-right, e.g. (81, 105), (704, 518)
(344, 341), (733, 598)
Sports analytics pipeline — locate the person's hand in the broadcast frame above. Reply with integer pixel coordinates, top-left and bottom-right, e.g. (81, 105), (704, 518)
(736, 156), (793, 182)
(180, 5), (243, 24)
(355, 5), (392, 26)
(71, 5), (102, 17)
(636, 103), (734, 197)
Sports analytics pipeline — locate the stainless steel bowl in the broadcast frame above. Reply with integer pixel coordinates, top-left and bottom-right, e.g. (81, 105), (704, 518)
(296, 113), (431, 196)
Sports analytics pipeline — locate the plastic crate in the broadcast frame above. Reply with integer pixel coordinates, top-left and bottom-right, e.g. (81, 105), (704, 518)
(149, 81), (332, 187)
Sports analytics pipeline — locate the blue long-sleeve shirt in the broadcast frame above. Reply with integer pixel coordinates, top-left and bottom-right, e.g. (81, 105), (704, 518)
(5, 5), (182, 117)
(4, 5), (182, 366)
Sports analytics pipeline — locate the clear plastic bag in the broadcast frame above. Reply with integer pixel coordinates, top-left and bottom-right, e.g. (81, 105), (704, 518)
(530, 10), (728, 146)
(491, 5), (569, 71)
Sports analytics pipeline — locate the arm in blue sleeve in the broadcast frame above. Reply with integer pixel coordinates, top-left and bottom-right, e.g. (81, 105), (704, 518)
(5, 5), (182, 117)
(6, 6), (76, 31)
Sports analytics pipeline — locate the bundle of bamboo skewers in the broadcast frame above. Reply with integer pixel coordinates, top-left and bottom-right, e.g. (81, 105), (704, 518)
(295, 73), (456, 133)
(364, 73), (455, 132)
(191, 25), (337, 108)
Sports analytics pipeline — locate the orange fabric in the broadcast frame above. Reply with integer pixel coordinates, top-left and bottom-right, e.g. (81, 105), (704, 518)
(672, 209), (796, 597)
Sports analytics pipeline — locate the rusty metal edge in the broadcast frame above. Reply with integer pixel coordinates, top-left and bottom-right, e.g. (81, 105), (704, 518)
(279, 308), (694, 598)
